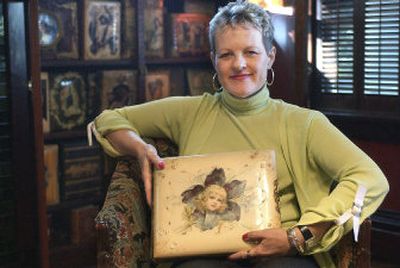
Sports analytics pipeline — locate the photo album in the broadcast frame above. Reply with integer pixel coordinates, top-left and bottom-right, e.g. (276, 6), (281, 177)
(152, 150), (281, 260)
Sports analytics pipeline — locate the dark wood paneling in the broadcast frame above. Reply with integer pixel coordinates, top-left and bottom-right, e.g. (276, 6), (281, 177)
(353, 140), (400, 211)
(371, 210), (400, 264)
(27, 0), (49, 266)
(6, 1), (45, 267)
(269, 14), (296, 104)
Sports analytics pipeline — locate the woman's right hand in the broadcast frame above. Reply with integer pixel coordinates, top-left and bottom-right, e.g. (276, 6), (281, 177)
(106, 130), (165, 206)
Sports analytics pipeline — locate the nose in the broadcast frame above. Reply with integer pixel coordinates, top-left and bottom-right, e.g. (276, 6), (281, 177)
(234, 55), (247, 71)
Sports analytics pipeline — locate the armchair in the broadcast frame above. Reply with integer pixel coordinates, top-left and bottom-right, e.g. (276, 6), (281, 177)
(95, 138), (371, 268)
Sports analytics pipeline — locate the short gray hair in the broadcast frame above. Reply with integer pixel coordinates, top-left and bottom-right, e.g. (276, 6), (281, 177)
(209, 0), (274, 53)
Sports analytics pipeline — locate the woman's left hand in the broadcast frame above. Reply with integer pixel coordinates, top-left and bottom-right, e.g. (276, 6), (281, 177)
(227, 228), (292, 260)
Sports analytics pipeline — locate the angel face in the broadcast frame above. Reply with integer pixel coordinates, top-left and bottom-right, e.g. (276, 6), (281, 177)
(202, 185), (228, 212)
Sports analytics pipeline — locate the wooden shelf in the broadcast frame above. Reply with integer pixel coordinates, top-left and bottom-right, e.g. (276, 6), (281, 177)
(44, 130), (87, 142)
(47, 196), (102, 213)
(146, 56), (212, 65)
(41, 59), (138, 70)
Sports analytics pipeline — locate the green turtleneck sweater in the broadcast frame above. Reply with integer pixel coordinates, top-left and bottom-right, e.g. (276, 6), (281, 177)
(94, 86), (388, 267)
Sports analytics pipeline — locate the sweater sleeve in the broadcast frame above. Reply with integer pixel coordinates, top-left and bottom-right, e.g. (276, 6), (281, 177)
(295, 112), (389, 254)
(93, 96), (200, 157)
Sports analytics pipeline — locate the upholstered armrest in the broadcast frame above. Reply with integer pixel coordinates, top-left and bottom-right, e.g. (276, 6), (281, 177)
(95, 158), (151, 268)
(95, 138), (178, 268)
(334, 218), (371, 268)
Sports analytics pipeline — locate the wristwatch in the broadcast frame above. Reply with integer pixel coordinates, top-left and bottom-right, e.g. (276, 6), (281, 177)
(298, 225), (316, 250)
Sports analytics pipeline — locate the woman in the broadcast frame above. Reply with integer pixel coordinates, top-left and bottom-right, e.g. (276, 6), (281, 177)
(92, 1), (389, 267)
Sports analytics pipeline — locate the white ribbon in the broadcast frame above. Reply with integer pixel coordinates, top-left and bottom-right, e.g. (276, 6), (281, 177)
(87, 121), (96, 146)
(335, 184), (367, 242)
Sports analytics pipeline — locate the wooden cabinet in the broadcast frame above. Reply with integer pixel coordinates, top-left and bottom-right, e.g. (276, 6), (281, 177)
(37, 0), (228, 267)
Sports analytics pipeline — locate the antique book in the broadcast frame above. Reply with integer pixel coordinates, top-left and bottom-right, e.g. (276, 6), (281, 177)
(152, 150), (281, 260)
(183, 0), (216, 15)
(70, 205), (99, 246)
(144, 8), (164, 58)
(59, 141), (103, 201)
(145, 70), (170, 101)
(121, 0), (136, 59)
(101, 70), (137, 111)
(40, 72), (50, 133)
(39, 0), (79, 60)
(186, 68), (214, 96)
(44, 144), (60, 205)
(83, 0), (121, 60)
(49, 72), (87, 131)
(168, 13), (210, 58)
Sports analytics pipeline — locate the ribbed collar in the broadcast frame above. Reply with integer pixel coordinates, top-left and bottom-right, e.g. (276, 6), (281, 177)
(220, 85), (270, 115)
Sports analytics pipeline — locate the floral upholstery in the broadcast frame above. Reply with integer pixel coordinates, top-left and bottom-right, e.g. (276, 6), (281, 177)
(95, 138), (178, 268)
(95, 138), (371, 268)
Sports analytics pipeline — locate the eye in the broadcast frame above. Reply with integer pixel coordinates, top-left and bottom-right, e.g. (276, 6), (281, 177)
(218, 52), (232, 58)
(246, 50), (258, 56)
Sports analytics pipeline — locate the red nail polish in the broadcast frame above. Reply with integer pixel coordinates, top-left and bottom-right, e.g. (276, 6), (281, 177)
(158, 161), (165, 169)
(242, 234), (248, 241)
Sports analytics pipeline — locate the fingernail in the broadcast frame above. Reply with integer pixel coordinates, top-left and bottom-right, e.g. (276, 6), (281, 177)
(158, 161), (165, 169)
(242, 233), (249, 241)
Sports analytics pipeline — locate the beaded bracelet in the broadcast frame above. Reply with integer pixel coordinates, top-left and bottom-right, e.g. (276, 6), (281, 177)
(287, 227), (305, 254)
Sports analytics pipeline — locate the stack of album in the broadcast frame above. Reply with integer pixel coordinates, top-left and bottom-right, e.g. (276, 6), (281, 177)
(151, 150), (281, 261)
(59, 141), (103, 201)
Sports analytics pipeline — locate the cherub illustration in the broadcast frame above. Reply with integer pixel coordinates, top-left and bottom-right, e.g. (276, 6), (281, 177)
(181, 168), (246, 231)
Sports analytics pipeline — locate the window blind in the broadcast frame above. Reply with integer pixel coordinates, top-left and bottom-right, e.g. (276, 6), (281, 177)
(318, 0), (354, 94)
(364, 0), (399, 96)
(0, 5), (17, 264)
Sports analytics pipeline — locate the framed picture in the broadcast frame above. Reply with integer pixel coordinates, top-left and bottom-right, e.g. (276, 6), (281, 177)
(152, 150), (281, 260)
(49, 72), (87, 131)
(168, 13), (210, 57)
(39, 0), (79, 59)
(38, 11), (62, 48)
(144, 0), (163, 9)
(144, 8), (164, 58)
(83, 0), (121, 60)
(183, 0), (216, 15)
(101, 70), (137, 111)
(40, 72), (50, 133)
(145, 71), (170, 101)
(186, 68), (214, 96)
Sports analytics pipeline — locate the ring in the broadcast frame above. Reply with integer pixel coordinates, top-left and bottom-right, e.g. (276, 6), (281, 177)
(242, 249), (251, 259)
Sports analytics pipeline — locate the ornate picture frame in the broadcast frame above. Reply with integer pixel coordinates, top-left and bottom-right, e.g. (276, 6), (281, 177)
(168, 13), (210, 57)
(83, 0), (121, 60)
(38, 0), (79, 59)
(49, 72), (87, 131)
(101, 70), (137, 111)
(38, 10), (62, 48)
(145, 71), (170, 101)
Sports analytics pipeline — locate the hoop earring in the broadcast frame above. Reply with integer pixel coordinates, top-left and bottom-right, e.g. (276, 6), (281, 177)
(266, 68), (275, 86)
(212, 73), (222, 91)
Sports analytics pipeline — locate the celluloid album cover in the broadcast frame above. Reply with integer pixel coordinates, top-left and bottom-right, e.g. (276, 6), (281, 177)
(83, 0), (121, 60)
(152, 150), (281, 260)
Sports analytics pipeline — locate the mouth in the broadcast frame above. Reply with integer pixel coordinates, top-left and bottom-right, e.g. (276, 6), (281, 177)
(230, 73), (251, 81)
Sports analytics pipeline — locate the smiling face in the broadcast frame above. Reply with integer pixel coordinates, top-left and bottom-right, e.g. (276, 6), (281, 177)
(211, 24), (276, 98)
